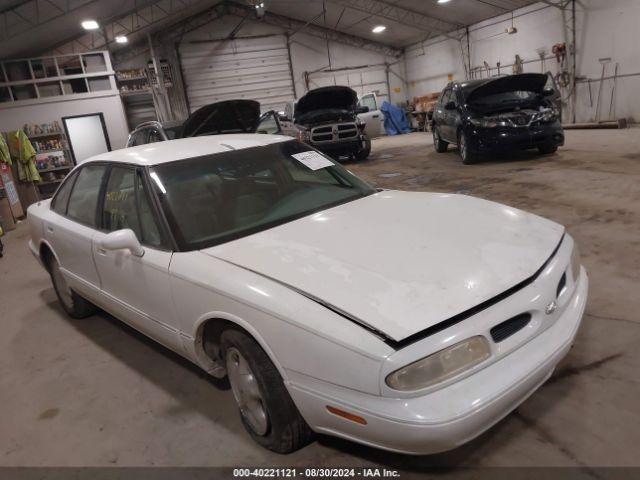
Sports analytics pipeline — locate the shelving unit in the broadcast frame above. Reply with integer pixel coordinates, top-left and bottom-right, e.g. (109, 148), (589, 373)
(23, 127), (74, 199)
(116, 68), (151, 96)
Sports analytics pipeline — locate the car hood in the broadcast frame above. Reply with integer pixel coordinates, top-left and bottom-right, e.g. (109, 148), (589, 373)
(181, 100), (261, 137)
(294, 86), (358, 118)
(464, 73), (548, 103)
(202, 191), (564, 342)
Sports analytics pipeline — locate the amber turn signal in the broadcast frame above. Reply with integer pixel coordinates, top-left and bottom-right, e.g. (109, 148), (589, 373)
(326, 406), (367, 425)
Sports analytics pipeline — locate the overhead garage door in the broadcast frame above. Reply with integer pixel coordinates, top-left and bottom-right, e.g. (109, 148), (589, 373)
(306, 65), (390, 102)
(179, 35), (296, 113)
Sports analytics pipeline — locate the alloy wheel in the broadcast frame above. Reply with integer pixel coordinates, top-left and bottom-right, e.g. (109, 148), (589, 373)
(226, 347), (269, 436)
(459, 134), (467, 161)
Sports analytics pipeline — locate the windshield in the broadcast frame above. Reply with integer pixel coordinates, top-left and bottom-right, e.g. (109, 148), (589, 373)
(468, 90), (538, 108)
(151, 140), (374, 250)
(164, 126), (182, 140)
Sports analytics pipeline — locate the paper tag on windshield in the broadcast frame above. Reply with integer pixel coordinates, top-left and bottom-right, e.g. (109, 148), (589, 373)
(291, 151), (335, 170)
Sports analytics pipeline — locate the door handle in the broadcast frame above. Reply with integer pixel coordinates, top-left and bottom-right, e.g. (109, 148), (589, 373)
(372, 114), (380, 118)
(96, 247), (107, 255)
(46, 226), (54, 233)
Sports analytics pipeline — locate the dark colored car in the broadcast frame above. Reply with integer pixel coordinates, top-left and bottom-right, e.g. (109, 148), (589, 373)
(257, 86), (372, 161)
(431, 73), (564, 164)
(126, 100), (261, 147)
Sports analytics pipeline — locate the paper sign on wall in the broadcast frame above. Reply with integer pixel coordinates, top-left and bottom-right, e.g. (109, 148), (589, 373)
(291, 151), (335, 170)
(0, 171), (19, 206)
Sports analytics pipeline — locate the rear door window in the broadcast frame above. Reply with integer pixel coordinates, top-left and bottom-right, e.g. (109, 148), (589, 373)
(147, 128), (164, 143)
(51, 171), (78, 215)
(257, 113), (280, 134)
(66, 165), (108, 227)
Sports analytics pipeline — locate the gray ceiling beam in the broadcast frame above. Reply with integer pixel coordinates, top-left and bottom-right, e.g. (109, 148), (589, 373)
(538, 0), (572, 9)
(327, 0), (464, 41)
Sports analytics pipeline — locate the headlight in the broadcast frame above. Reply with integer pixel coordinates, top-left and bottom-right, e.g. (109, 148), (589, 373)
(296, 129), (310, 143)
(386, 336), (491, 391)
(540, 108), (559, 123)
(469, 117), (506, 129)
(571, 242), (581, 280)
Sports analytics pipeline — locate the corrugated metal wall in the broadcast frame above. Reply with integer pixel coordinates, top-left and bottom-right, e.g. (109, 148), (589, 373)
(179, 35), (295, 113)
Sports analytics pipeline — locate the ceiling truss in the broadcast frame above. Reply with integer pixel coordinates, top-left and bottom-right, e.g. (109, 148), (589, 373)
(0, 0), (98, 42)
(45, 0), (213, 56)
(327, 0), (465, 41)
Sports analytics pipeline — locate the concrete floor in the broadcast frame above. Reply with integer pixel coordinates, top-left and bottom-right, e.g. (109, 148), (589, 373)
(1, 129), (639, 470)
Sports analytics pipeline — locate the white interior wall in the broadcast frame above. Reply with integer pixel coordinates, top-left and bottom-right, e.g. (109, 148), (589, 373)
(404, 1), (640, 123)
(178, 14), (407, 107)
(0, 93), (130, 151)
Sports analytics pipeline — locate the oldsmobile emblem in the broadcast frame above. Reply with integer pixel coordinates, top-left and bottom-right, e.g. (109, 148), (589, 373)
(545, 301), (557, 315)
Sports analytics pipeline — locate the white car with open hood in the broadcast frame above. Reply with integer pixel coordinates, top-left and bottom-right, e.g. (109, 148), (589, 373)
(27, 134), (588, 455)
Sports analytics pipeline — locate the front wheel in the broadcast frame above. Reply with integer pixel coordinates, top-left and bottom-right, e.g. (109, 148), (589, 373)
(355, 135), (371, 161)
(433, 126), (448, 153)
(458, 131), (477, 164)
(222, 329), (314, 453)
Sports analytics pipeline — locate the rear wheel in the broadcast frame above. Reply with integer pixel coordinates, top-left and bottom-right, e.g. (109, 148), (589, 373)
(538, 143), (558, 155)
(458, 131), (477, 164)
(49, 257), (97, 318)
(433, 126), (448, 153)
(222, 329), (314, 453)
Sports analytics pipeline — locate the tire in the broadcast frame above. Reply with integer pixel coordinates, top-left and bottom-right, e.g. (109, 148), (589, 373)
(355, 135), (371, 161)
(221, 329), (314, 453)
(433, 126), (448, 153)
(538, 143), (558, 155)
(458, 130), (477, 164)
(49, 257), (97, 319)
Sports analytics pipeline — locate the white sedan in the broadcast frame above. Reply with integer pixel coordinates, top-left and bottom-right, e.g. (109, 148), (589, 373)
(28, 135), (588, 455)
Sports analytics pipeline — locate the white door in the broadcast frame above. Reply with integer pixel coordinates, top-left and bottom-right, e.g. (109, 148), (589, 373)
(45, 164), (108, 302)
(358, 93), (385, 138)
(92, 165), (181, 352)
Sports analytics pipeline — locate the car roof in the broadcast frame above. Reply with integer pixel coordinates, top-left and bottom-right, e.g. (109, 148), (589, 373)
(85, 134), (293, 166)
(132, 119), (183, 131)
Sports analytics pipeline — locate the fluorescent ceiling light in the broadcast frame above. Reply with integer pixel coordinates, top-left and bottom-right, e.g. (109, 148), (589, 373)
(438, 0), (452, 4)
(115, 35), (128, 44)
(372, 25), (386, 33)
(81, 20), (99, 30)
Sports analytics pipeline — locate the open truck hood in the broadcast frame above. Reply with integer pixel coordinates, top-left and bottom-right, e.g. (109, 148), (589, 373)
(464, 73), (548, 103)
(181, 100), (260, 137)
(202, 191), (564, 343)
(294, 86), (358, 118)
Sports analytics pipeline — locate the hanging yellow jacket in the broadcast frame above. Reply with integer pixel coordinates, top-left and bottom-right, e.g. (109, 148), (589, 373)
(8, 130), (40, 183)
(0, 134), (10, 166)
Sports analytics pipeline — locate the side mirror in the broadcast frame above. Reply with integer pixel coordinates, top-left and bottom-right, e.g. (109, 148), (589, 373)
(542, 87), (556, 97)
(356, 105), (370, 114)
(100, 229), (144, 257)
(444, 101), (457, 110)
